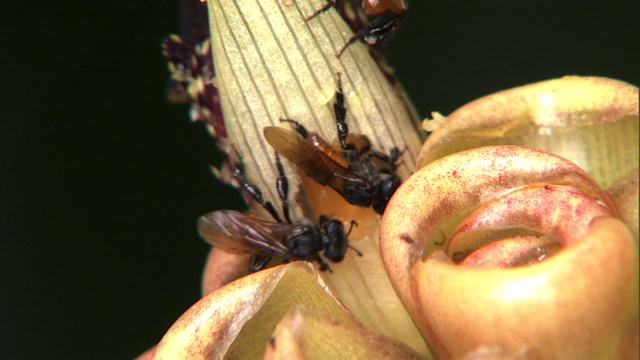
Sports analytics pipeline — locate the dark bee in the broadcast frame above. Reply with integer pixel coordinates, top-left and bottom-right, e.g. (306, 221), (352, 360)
(263, 74), (402, 215)
(197, 153), (361, 272)
(307, 0), (407, 56)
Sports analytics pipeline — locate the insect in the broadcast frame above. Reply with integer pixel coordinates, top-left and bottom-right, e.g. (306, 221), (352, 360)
(306, 0), (407, 56)
(263, 74), (402, 215)
(197, 152), (361, 272)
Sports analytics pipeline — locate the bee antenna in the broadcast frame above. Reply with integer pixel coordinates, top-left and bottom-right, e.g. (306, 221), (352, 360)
(305, 0), (336, 21)
(345, 220), (362, 256)
(345, 220), (358, 236)
(348, 244), (363, 257)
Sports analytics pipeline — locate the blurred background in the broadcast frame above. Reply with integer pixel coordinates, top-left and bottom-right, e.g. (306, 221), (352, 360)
(2, 0), (638, 358)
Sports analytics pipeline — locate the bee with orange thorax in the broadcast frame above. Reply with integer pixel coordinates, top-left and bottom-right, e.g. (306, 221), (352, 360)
(263, 74), (402, 215)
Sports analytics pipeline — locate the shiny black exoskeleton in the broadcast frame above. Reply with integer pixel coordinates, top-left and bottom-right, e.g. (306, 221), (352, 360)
(264, 74), (403, 215)
(306, 0), (407, 56)
(340, 145), (402, 215)
(197, 152), (361, 272)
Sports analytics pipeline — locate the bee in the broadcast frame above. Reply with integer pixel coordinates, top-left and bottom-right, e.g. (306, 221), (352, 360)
(197, 152), (361, 272)
(263, 74), (402, 215)
(306, 0), (407, 56)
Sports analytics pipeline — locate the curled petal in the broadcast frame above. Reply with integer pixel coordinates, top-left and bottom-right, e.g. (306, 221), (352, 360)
(380, 146), (639, 358)
(201, 248), (251, 296)
(446, 184), (613, 266)
(381, 145), (616, 292)
(455, 236), (560, 268)
(264, 306), (426, 359)
(134, 346), (156, 360)
(609, 168), (639, 243)
(153, 262), (356, 359)
(301, 179), (430, 355)
(419, 76), (638, 188)
(418, 217), (638, 359)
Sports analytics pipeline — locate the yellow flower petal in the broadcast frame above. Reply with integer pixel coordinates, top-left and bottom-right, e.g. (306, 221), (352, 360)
(381, 146), (638, 358)
(418, 77), (639, 188)
(265, 306), (426, 359)
(154, 262), (356, 359)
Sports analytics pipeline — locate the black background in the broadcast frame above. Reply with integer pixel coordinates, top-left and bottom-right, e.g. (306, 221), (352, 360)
(2, 0), (638, 358)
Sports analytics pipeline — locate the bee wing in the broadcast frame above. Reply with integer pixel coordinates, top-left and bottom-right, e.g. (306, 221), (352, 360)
(197, 210), (292, 259)
(264, 126), (365, 191)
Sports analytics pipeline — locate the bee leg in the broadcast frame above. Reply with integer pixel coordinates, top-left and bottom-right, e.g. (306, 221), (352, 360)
(305, 0), (337, 21)
(364, 150), (394, 173)
(232, 159), (284, 223)
(249, 255), (273, 272)
(334, 72), (355, 151)
(279, 117), (310, 139)
(389, 146), (404, 162)
(344, 220), (363, 256)
(336, 35), (362, 57)
(274, 152), (293, 224)
(317, 257), (333, 272)
(365, 147), (403, 172)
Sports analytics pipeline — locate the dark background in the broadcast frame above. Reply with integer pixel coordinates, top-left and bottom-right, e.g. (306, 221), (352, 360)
(2, 0), (638, 358)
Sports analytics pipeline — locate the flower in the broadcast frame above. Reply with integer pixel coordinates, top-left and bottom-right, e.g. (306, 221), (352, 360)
(380, 76), (638, 359)
(146, 0), (639, 358)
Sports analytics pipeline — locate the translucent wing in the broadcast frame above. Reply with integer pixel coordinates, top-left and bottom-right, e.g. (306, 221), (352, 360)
(264, 126), (368, 191)
(197, 210), (294, 259)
